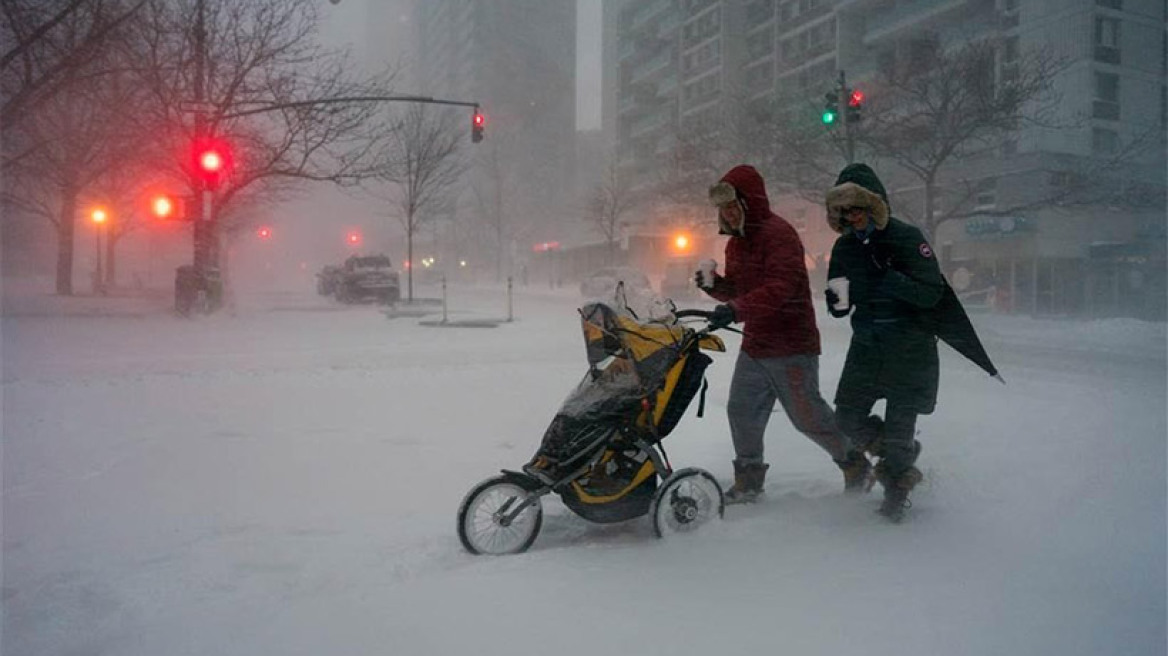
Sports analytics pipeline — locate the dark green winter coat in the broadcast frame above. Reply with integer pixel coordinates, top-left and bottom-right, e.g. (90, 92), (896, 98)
(825, 165), (945, 414)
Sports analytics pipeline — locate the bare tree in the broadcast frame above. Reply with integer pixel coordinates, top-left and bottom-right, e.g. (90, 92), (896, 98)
(0, 0), (147, 134)
(854, 36), (1062, 241)
(121, 0), (396, 302)
(4, 0), (392, 296)
(583, 153), (636, 265)
(374, 103), (465, 301)
(2, 18), (147, 295)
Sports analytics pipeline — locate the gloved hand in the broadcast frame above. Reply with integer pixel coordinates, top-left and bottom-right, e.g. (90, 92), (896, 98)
(709, 303), (735, 329)
(825, 289), (850, 318)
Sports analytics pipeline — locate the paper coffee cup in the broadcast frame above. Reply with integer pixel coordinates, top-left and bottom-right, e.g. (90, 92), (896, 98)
(827, 277), (849, 310)
(697, 259), (717, 289)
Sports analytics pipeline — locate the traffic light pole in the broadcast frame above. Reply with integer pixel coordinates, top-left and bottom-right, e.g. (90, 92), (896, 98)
(839, 70), (856, 165)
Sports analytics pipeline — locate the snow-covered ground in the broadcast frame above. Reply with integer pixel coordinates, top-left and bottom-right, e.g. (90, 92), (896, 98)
(3, 282), (1165, 656)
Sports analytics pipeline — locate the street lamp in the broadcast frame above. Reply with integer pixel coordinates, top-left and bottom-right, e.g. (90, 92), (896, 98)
(91, 207), (108, 294)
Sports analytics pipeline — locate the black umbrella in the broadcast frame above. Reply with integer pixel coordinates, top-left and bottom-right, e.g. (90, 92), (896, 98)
(934, 283), (1006, 384)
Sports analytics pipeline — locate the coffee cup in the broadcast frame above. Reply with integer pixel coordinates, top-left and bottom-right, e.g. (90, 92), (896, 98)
(697, 259), (717, 289)
(827, 277), (850, 310)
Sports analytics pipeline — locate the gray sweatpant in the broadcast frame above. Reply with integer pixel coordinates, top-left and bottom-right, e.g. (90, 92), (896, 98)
(726, 351), (850, 464)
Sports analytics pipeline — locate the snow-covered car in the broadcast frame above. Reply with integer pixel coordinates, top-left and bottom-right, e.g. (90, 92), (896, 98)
(318, 254), (401, 305)
(579, 266), (671, 318)
(579, 267), (653, 300)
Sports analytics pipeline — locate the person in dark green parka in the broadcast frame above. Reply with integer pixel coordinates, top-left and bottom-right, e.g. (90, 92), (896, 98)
(824, 164), (945, 521)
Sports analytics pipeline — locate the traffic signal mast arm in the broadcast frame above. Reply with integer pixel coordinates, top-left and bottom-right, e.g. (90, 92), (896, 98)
(221, 95), (483, 119)
(219, 95), (485, 143)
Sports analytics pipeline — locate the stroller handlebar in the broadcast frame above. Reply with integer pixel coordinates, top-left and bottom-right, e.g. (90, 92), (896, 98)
(673, 308), (742, 334)
(673, 309), (714, 320)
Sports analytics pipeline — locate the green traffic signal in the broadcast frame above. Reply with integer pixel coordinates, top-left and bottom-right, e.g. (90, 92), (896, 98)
(822, 91), (839, 127)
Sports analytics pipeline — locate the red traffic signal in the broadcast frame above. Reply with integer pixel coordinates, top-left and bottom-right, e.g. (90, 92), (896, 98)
(257, 226), (272, 239)
(152, 195), (174, 218)
(150, 194), (187, 220)
(191, 137), (232, 190)
(471, 108), (485, 143)
(848, 89), (864, 107)
(346, 230), (362, 246)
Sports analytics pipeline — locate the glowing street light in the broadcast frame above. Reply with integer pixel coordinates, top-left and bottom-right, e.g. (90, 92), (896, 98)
(89, 207), (109, 294)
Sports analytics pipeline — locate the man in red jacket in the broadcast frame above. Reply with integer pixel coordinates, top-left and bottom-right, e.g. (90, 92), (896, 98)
(699, 165), (870, 503)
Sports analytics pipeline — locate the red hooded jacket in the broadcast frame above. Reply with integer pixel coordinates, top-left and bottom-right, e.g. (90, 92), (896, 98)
(705, 165), (821, 357)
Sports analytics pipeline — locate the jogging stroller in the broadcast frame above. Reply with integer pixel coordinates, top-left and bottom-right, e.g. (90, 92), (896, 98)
(457, 300), (729, 555)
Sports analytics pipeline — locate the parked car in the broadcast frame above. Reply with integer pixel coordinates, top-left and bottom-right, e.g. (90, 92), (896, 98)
(317, 254), (401, 305)
(579, 266), (672, 319)
(579, 266), (654, 300)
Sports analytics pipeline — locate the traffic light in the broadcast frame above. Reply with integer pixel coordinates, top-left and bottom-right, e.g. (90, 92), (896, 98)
(346, 230), (362, 246)
(847, 88), (864, 124)
(822, 92), (839, 126)
(152, 195), (174, 219)
(191, 137), (231, 190)
(257, 226), (272, 240)
(471, 108), (485, 143)
(150, 194), (187, 220)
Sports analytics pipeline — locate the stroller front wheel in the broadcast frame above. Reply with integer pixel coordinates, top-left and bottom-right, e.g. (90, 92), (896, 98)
(458, 475), (543, 555)
(650, 468), (724, 538)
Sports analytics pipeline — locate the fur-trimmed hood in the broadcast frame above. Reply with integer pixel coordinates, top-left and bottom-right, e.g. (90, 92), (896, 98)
(709, 165), (772, 237)
(825, 163), (890, 234)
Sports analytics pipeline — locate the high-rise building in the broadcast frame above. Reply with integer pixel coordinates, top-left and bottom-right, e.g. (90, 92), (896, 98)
(412, 0), (577, 276)
(605, 0), (1166, 317)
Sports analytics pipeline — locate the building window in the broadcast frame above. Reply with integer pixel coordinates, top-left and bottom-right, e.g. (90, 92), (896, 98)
(974, 178), (998, 210)
(999, 0), (1020, 28)
(745, 0), (774, 25)
(1000, 36), (1020, 82)
(1093, 71), (1120, 120)
(1160, 85), (1166, 129)
(746, 30), (772, 61)
(1094, 17), (1121, 64)
(1092, 127), (1119, 155)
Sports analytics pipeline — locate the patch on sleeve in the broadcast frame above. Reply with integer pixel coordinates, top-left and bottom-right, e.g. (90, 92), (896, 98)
(918, 243), (934, 258)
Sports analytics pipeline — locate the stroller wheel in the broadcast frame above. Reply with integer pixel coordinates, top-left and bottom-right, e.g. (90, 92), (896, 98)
(458, 475), (543, 555)
(650, 468), (724, 539)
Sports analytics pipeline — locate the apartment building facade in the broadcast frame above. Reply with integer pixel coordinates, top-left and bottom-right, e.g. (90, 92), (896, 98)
(606, 0), (1166, 317)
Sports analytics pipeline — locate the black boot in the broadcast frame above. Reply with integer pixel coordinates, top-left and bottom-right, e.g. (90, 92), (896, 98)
(834, 450), (873, 494)
(726, 460), (769, 504)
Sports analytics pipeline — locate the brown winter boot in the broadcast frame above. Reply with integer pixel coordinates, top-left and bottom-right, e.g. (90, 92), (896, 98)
(876, 466), (923, 523)
(835, 450), (873, 494)
(725, 460), (769, 504)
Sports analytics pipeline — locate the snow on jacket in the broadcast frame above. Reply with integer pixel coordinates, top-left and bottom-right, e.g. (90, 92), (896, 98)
(704, 165), (821, 358)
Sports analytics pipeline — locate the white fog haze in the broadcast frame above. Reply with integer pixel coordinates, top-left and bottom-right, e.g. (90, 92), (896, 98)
(2, 1), (1165, 654)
